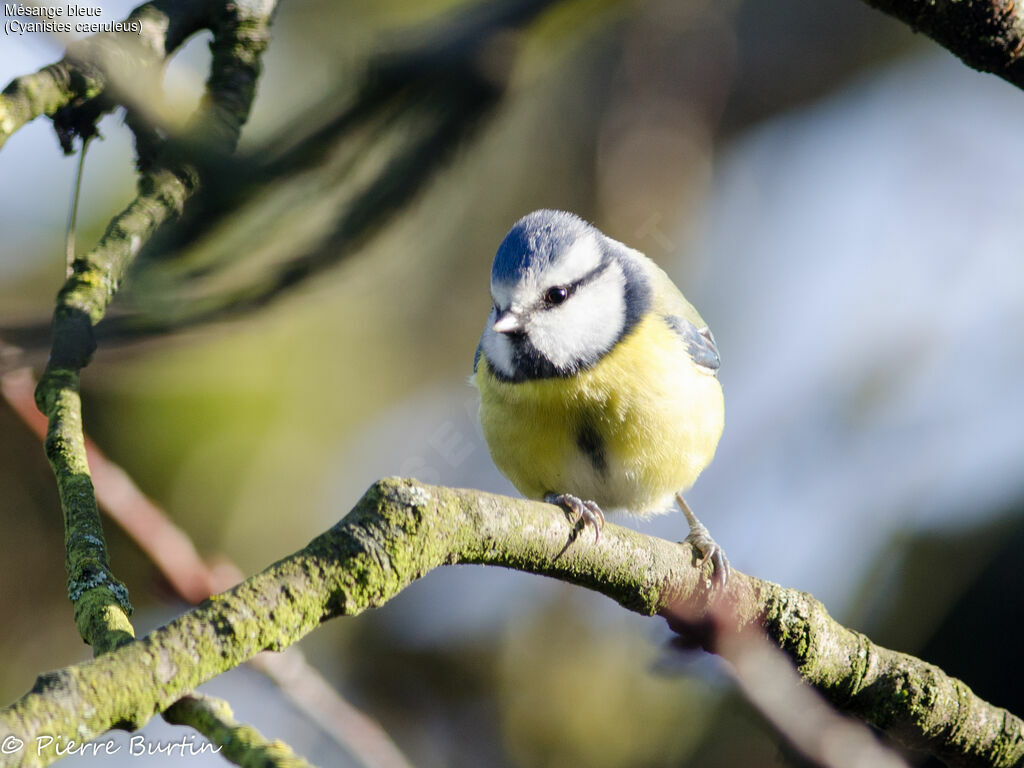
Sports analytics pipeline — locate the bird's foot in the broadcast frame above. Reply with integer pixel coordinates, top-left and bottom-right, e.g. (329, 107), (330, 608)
(545, 493), (605, 543)
(677, 495), (729, 589)
(684, 522), (730, 589)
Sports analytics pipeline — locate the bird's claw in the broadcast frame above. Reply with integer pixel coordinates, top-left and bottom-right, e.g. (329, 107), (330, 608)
(676, 494), (729, 589)
(684, 521), (730, 589)
(545, 493), (605, 543)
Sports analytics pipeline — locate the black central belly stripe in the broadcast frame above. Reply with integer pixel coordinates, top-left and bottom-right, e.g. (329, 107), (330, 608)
(576, 421), (608, 477)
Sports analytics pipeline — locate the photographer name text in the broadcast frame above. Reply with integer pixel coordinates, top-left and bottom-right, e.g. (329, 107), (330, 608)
(1, 733), (221, 758)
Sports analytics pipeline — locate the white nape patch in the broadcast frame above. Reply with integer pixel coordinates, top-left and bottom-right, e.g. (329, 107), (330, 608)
(528, 261), (626, 370)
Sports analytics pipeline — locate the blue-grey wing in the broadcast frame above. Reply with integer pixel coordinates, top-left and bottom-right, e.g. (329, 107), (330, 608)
(665, 315), (720, 374)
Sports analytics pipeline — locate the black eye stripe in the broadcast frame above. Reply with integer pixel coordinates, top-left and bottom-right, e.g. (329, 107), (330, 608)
(539, 259), (612, 310)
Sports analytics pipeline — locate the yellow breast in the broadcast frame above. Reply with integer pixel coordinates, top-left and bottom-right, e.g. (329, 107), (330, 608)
(475, 313), (724, 516)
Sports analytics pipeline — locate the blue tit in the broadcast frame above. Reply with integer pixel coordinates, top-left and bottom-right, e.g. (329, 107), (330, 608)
(473, 209), (728, 584)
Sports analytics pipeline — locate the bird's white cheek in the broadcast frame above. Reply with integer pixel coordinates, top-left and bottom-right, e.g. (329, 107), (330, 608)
(529, 277), (626, 369)
(480, 328), (517, 378)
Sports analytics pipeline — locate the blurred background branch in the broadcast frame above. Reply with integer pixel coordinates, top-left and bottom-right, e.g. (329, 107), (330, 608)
(4, 0), (1024, 361)
(0, 0), (209, 150)
(0, 0), (585, 362)
(861, 0), (1024, 89)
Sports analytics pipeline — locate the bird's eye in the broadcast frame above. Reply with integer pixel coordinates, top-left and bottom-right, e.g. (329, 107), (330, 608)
(544, 286), (569, 306)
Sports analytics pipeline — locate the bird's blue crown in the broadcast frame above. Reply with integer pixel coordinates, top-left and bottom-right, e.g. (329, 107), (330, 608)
(491, 210), (593, 284)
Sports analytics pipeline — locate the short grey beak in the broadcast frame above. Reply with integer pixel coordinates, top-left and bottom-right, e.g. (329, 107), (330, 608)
(492, 309), (523, 334)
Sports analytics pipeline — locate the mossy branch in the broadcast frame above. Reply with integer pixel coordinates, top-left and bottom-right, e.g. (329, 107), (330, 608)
(0, 0), (277, 152)
(860, 0), (1024, 90)
(0, 0), (212, 151)
(25, 0), (276, 653)
(0, 479), (1019, 768)
(5, 3), (307, 765)
(163, 694), (316, 768)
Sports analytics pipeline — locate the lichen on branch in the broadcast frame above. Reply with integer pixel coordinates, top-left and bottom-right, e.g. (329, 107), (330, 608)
(0, 0), (213, 151)
(163, 694), (316, 768)
(20, 0), (277, 652)
(0, 479), (1019, 768)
